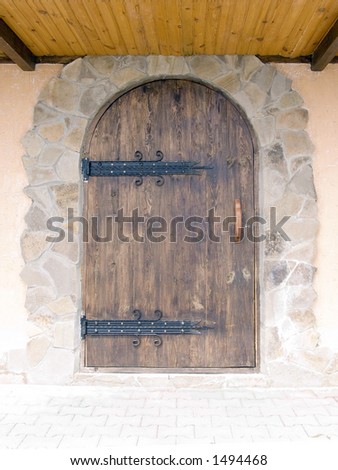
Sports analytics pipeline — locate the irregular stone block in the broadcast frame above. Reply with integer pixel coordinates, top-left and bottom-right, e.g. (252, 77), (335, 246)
(251, 64), (276, 93)
(25, 286), (56, 313)
(214, 71), (241, 94)
(234, 83), (267, 116)
(61, 58), (98, 83)
(286, 218), (318, 243)
(26, 167), (59, 186)
(147, 56), (190, 76)
(289, 156), (311, 174)
(263, 142), (287, 174)
(252, 115), (276, 146)
(38, 122), (65, 142)
(21, 231), (51, 262)
(287, 286), (317, 310)
(40, 78), (82, 113)
(264, 260), (290, 288)
(43, 256), (77, 296)
(39, 144), (64, 166)
(86, 56), (121, 75)
(239, 55), (263, 81)
(20, 264), (52, 288)
(48, 296), (77, 315)
(280, 130), (314, 158)
(270, 73), (291, 99)
(278, 91), (304, 109)
(24, 204), (49, 231)
(21, 131), (45, 158)
(264, 230), (287, 256)
(276, 108), (309, 130)
(110, 67), (147, 89)
(55, 150), (80, 182)
(79, 85), (109, 116)
(64, 127), (85, 152)
(289, 348), (332, 373)
(288, 262), (316, 286)
(54, 321), (78, 349)
(189, 56), (224, 80)
(288, 309), (316, 331)
(33, 102), (63, 125)
(26, 347), (75, 385)
(51, 183), (79, 209)
(288, 165), (317, 199)
(265, 327), (283, 360)
(263, 168), (287, 204)
(52, 237), (79, 263)
(24, 186), (54, 211)
(27, 335), (51, 367)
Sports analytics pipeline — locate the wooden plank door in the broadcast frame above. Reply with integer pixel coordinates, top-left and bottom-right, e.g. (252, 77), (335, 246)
(83, 79), (257, 369)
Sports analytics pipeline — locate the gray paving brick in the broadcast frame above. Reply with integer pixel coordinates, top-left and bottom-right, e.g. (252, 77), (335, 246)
(106, 415), (142, 426)
(37, 414), (74, 425)
(19, 435), (62, 449)
(72, 414), (108, 426)
(92, 406), (126, 417)
(142, 415), (176, 426)
(83, 424), (122, 438)
(98, 436), (138, 447)
(158, 424), (194, 438)
(281, 415), (319, 426)
(0, 436), (25, 449)
(126, 406), (160, 417)
(227, 406), (262, 417)
(0, 423), (15, 437)
(9, 423), (50, 437)
(47, 424), (85, 438)
(121, 424), (158, 438)
(59, 405), (94, 416)
(59, 436), (101, 448)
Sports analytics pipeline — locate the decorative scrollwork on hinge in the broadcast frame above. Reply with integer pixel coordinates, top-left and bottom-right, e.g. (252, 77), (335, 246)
(81, 309), (215, 347)
(81, 150), (213, 186)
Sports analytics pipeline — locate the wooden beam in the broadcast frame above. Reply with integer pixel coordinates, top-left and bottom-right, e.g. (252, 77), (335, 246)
(312, 19), (338, 71)
(0, 19), (36, 71)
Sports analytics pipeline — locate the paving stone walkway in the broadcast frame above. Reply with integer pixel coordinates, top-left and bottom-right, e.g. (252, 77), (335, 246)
(0, 385), (337, 448)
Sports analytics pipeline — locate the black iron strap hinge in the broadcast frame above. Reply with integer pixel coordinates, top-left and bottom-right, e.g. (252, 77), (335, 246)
(81, 310), (214, 347)
(81, 150), (212, 185)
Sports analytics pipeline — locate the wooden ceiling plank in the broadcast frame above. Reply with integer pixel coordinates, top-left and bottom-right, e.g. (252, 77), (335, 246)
(0, 19), (35, 70)
(133, 0), (160, 55)
(312, 18), (338, 71)
(80, 0), (121, 55)
(162, 0), (181, 55)
(221, 0), (250, 54)
(34, 0), (80, 56)
(304, 0), (338, 55)
(53, 0), (97, 55)
(150, 0), (170, 55)
(203, 0), (223, 55)
(282, 0), (324, 58)
(246, 0), (277, 55)
(2, 0), (50, 56)
(192, 0), (208, 54)
(95, 0), (129, 55)
(107, 0), (140, 54)
(181, 0), (193, 55)
(119, 0), (151, 55)
(69, 0), (103, 55)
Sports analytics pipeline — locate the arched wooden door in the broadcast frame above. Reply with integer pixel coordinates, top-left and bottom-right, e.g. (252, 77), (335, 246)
(82, 79), (257, 370)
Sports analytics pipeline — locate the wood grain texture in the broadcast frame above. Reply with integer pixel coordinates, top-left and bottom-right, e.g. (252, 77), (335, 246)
(83, 79), (257, 369)
(0, 0), (337, 58)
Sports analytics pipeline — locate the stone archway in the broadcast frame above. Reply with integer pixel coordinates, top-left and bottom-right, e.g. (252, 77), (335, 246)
(20, 55), (323, 386)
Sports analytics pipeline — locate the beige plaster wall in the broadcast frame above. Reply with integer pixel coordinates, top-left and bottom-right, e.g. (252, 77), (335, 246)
(275, 64), (338, 350)
(0, 64), (62, 355)
(0, 60), (337, 361)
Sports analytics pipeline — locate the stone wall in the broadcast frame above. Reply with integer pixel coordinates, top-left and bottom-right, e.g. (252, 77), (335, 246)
(2, 55), (336, 387)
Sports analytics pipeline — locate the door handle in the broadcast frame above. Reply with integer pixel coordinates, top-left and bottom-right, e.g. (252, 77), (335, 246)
(234, 199), (242, 242)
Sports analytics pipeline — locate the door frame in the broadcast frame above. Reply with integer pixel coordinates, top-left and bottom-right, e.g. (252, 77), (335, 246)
(81, 77), (260, 374)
